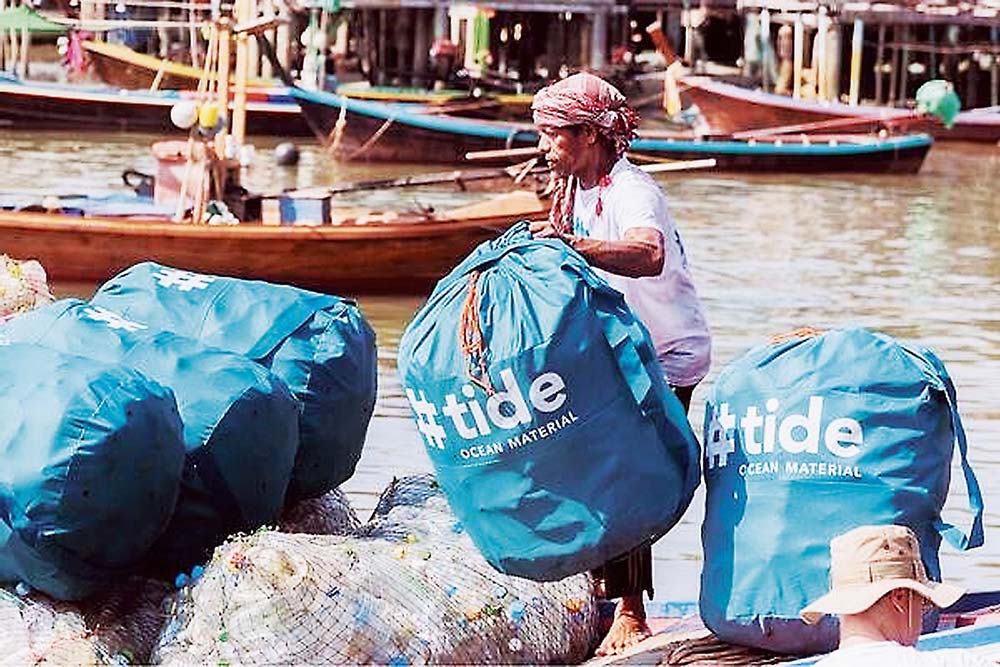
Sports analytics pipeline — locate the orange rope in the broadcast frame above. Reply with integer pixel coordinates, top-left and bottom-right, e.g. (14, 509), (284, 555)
(458, 271), (495, 396)
(769, 326), (825, 345)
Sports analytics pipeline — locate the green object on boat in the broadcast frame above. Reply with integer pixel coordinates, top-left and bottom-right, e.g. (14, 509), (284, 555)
(916, 79), (961, 128)
(0, 5), (66, 33)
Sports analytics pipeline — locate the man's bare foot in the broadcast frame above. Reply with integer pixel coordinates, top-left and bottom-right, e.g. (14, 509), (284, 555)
(594, 597), (652, 657)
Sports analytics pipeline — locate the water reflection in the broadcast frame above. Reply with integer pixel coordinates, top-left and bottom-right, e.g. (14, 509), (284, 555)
(6, 131), (999, 599)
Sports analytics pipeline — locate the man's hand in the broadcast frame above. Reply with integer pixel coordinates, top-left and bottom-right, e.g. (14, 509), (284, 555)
(529, 219), (562, 239)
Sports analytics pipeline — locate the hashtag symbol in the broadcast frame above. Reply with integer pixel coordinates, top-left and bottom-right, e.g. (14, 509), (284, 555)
(153, 268), (216, 292)
(705, 402), (736, 469)
(406, 388), (446, 449)
(83, 306), (148, 333)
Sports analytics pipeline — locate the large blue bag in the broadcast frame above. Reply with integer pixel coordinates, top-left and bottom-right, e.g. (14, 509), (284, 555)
(0, 343), (185, 600)
(3, 299), (300, 570)
(398, 223), (701, 581)
(90, 262), (378, 501)
(700, 327), (984, 653)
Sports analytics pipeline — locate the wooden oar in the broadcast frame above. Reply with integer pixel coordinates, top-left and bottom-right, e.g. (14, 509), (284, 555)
(465, 147), (716, 173)
(464, 146), (544, 162)
(639, 158), (716, 173)
(320, 160), (543, 196)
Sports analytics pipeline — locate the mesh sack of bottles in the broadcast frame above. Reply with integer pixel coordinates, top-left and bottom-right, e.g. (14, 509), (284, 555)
(90, 262), (378, 501)
(0, 578), (173, 666)
(2, 299), (300, 572)
(0, 343), (186, 601)
(0, 488), (361, 666)
(152, 475), (600, 665)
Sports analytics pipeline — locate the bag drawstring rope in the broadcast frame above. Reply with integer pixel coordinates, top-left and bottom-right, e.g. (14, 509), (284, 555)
(458, 271), (495, 396)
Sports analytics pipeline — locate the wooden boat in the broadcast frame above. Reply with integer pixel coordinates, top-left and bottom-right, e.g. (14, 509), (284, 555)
(83, 39), (275, 91)
(629, 132), (932, 174)
(83, 41), (527, 119)
(335, 81), (531, 117)
(591, 593), (1000, 666)
(291, 86), (539, 164)
(0, 73), (314, 136)
(681, 75), (1000, 144)
(292, 87), (932, 173)
(0, 190), (547, 294)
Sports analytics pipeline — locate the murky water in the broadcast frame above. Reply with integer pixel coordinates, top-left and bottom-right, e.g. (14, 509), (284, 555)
(1, 131), (998, 601)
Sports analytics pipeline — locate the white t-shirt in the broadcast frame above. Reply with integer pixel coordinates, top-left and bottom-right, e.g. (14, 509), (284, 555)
(813, 641), (994, 667)
(571, 157), (711, 386)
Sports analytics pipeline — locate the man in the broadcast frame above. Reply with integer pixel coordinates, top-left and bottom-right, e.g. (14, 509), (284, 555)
(529, 72), (711, 657)
(801, 525), (992, 666)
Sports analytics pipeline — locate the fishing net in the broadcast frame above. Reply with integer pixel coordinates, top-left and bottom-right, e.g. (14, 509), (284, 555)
(153, 474), (600, 665)
(0, 487), (361, 665)
(0, 578), (172, 666)
(0, 255), (53, 323)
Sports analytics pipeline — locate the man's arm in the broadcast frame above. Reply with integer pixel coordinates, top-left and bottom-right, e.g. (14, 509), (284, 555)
(529, 220), (665, 278)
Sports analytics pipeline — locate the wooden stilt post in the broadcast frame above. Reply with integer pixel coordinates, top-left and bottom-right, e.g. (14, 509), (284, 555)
(929, 24), (937, 80)
(898, 23), (910, 104)
(260, 0), (274, 78)
(875, 22), (885, 104)
(760, 8), (771, 92)
(848, 18), (863, 105)
(793, 14), (804, 99)
(683, 0), (692, 65)
(413, 7), (428, 87)
(815, 7), (827, 101)
(17, 27), (28, 79)
(377, 9), (387, 85)
(188, 4), (201, 68)
(318, 6), (329, 88)
(275, 6), (290, 75)
(0, 0), (5, 71)
(992, 26), (999, 107)
(966, 28), (978, 109)
(888, 25), (899, 106)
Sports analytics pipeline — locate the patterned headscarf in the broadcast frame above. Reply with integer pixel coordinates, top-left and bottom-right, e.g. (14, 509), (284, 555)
(532, 73), (640, 234)
(531, 72), (640, 158)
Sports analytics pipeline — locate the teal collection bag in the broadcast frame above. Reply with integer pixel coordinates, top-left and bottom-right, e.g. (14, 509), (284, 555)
(0, 343), (185, 600)
(2, 299), (300, 570)
(700, 327), (984, 654)
(90, 262), (378, 501)
(398, 223), (701, 581)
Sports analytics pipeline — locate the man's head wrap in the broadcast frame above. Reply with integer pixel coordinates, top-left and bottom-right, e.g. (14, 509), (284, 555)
(531, 72), (640, 157)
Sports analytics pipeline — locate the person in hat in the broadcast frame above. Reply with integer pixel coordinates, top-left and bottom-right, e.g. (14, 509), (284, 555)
(530, 72), (711, 657)
(802, 525), (992, 666)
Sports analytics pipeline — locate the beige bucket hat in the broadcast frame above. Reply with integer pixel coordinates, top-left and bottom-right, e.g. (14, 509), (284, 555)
(801, 524), (965, 624)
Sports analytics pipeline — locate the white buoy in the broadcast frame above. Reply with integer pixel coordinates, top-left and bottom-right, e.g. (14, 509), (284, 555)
(170, 101), (199, 130)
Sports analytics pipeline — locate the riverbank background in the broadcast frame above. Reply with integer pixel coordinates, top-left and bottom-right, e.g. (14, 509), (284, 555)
(2, 130), (997, 601)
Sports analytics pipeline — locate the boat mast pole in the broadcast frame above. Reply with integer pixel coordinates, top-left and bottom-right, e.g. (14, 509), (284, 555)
(215, 16), (231, 159)
(232, 0), (250, 146)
